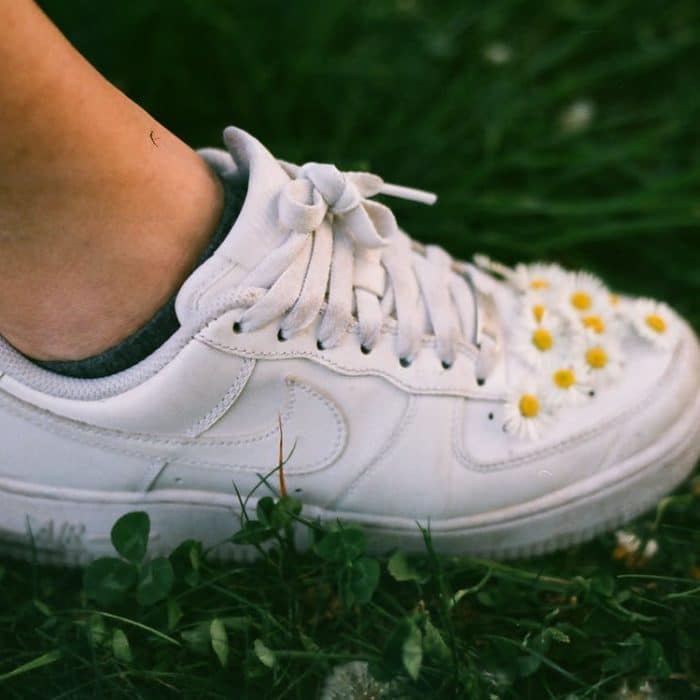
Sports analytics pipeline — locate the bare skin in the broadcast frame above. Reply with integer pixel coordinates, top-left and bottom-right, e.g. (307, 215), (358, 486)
(0, 0), (224, 360)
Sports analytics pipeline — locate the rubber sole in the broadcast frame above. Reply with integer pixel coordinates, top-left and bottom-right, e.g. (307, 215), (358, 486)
(2, 386), (700, 566)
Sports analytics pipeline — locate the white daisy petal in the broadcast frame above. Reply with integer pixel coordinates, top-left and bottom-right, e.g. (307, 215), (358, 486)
(545, 361), (592, 406)
(522, 292), (551, 324)
(559, 271), (608, 316)
(608, 291), (625, 315)
(629, 298), (678, 350)
(513, 307), (581, 370)
(511, 262), (567, 295)
(581, 330), (625, 387)
(503, 378), (553, 440)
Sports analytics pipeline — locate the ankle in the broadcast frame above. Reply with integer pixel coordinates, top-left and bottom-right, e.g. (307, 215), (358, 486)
(1, 155), (225, 362)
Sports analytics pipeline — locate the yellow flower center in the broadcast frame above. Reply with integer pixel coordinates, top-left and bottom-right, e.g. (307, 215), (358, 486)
(532, 328), (554, 352)
(582, 315), (605, 334)
(645, 314), (666, 334)
(553, 368), (576, 389)
(571, 291), (592, 311)
(530, 278), (549, 290)
(519, 394), (540, 418)
(585, 346), (608, 369)
(532, 304), (545, 322)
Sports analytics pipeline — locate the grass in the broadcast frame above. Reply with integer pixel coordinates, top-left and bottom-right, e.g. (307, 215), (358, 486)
(3, 0), (700, 696)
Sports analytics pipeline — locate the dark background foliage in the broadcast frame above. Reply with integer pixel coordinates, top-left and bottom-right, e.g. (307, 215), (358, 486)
(1, 1), (699, 698)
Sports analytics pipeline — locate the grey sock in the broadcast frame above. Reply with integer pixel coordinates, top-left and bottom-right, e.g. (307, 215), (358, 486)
(35, 177), (246, 379)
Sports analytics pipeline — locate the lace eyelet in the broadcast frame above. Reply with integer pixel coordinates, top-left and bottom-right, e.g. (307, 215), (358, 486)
(232, 321), (243, 334)
(360, 344), (372, 355)
(441, 360), (452, 370)
(488, 412), (494, 420)
(277, 329), (287, 342)
(316, 339), (325, 351)
(399, 357), (412, 368)
(476, 377), (486, 386)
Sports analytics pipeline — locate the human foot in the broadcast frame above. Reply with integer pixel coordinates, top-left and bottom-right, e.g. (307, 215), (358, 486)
(0, 127), (698, 564)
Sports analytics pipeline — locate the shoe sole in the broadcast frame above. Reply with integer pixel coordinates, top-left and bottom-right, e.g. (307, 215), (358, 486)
(1, 385), (699, 566)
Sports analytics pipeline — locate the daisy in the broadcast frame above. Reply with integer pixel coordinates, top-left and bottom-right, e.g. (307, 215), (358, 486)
(521, 290), (550, 324)
(559, 271), (608, 316)
(581, 331), (624, 387)
(546, 361), (592, 406)
(579, 311), (609, 335)
(629, 298), (677, 350)
(503, 378), (553, 440)
(514, 308), (578, 369)
(510, 262), (567, 295)
(575, 308), (627, 344)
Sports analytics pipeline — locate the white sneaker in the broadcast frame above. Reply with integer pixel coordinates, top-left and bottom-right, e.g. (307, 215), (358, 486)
(1, 127), (698, 564)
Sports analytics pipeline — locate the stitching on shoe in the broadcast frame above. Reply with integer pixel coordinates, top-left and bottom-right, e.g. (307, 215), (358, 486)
(0, 377), (345, 474)
(162, 379), (346, 474)
(199, 335), (502, 399)
(184, 359), (256, 437)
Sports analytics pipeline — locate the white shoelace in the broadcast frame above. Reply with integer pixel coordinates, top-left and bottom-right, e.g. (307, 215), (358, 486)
(232, 160), (497, 377)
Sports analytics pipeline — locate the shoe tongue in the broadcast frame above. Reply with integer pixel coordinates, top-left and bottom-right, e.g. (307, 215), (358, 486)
(175, 127), (292, 324)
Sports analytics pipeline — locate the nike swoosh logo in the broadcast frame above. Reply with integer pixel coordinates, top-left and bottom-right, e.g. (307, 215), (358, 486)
(175, 377), (347, 474)
(0, 377), (347, 486)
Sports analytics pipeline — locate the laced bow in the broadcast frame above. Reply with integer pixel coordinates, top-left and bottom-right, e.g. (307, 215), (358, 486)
(235, 161), (495, 374)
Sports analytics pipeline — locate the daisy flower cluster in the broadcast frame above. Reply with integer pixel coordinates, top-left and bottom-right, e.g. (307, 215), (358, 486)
(476, 257), (679, 441)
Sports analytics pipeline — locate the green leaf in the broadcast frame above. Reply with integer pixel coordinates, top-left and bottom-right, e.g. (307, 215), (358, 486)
(382, 617), (423, 681)
(221, 616), (253, 632)
(547, 626), (571, 644)
(387, 551), (429, 583)
(0, 650), (62, 682)
(254, 639), (276, 668)
(231, 520), (276, 545)
(111, 512), (150, 563)
(517, 652), (542, 677)
(590, 574), (616, 598)
(254, 495), (302, 530)
(84, 557), (137, 606)
(86, 613), (108, 648)
(314, 526), (367, 563)
(210, 618), (229, 668)
(271, 495), (302, 529)
(423, 618), (451, 662)
(299, 631), (320, 653)
(346, 556), (380, 606)
(181, 623), (210, 656)
(112, 628), (132, 663)
(256, 496), (276, 526)
(646, 638), (671, 678)
(136, 557), (174, 606)
(33, 600), (52, 617)
(402, 620), (423, 680)
(169, 539), (203, 587)
(602, 632), (646, 674)
(167, 599), (183, 631)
